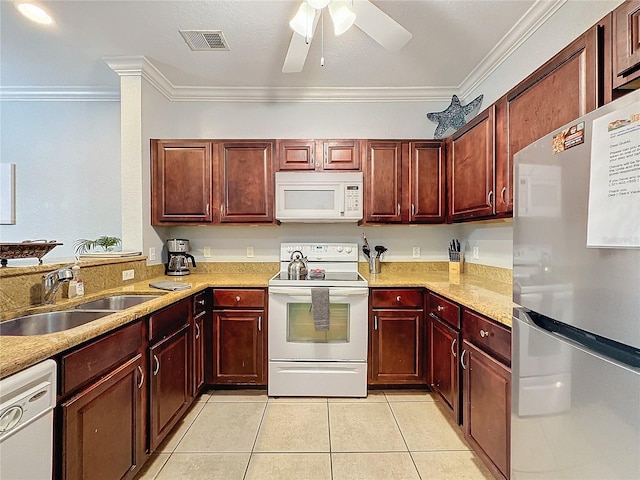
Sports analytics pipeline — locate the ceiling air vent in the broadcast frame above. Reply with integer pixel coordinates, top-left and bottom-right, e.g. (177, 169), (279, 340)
(180, 30), (229, 51)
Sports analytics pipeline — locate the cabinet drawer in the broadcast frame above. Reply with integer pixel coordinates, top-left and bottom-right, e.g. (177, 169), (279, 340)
(61, 320), (142, 395)
(213, 289), (265, 308)
(371, 289), (423, 309)
(193, 291), (207, 317)
(463, 310), (511, 365)
(427, 292), (460, 329)
(149, 298), (190, 343)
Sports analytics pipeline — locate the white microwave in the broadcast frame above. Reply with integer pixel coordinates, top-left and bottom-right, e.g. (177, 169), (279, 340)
(275, 171), (363, 222)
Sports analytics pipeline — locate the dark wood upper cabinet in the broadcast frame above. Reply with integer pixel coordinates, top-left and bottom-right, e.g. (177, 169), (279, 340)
(151, 140), (213, 224)
(613, 1), (640, 89)
(323, 140), (361, 170)
(409, 141), (446, 223)
(217, 141), (274, 223)
(448, 105), (496, 222)
(364, 141), (445, 224)
(276, 139), (361, 171)
(364, 141), (403, 223)
(276, 139), (316, 170)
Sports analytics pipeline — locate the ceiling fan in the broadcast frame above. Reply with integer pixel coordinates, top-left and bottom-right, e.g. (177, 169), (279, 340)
(282, 0), (412, 73)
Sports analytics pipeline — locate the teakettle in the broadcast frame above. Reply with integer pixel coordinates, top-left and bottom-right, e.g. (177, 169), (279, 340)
(287, 250), (308, 280)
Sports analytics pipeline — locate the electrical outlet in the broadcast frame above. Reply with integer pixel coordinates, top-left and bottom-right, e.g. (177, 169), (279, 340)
(473, 246), (479, 259)
(246, 246), (254, 258)
(412, 246), (420, 258)
(148, 247), (156, 261)
(122, 269), (135, 281)
(203, 246), (212, 258)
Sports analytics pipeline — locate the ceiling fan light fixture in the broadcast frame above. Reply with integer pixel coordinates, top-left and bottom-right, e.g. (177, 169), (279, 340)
(15, 2), (53, 25)
(328, 1), (356, 36)
(290, 2), (315, 38)
(306, 0), (330, 9)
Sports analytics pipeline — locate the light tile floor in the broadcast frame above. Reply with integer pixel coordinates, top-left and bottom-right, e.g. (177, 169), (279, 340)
(135, 389), (494, 480)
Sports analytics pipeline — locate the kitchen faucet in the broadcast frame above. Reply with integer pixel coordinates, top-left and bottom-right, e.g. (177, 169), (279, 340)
(41, 267), (74, 304)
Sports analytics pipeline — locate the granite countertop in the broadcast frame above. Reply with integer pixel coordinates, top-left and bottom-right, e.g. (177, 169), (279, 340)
(0, 269), (514, 380)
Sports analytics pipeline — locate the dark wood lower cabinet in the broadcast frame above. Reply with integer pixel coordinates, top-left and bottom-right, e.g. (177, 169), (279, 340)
(149, 324), (191, 451)
(429, 315), (460, 423)
(369, 309), (426, 385)
(61, 354), (145, 480)
(213, 310), (266, 385)
(462, 340), (511, 480)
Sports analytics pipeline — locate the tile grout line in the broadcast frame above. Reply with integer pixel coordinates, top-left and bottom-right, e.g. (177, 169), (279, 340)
(242, 396), (269, 480)
(386, 396), (424, 480)
(326, 399), (334, 480)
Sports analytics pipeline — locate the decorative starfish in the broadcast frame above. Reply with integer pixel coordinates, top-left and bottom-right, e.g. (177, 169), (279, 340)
(427, 94), (484, 139)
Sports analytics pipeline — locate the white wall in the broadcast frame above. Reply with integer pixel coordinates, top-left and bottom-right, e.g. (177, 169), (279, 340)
(0, 101), (121, 261)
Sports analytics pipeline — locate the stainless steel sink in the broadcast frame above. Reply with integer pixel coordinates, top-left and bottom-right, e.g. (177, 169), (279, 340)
(74, 295), (161, 311)
(0, 310), (114, 336)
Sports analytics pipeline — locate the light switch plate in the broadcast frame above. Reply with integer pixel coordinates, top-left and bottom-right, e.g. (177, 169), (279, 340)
(246, 246), (254, 258)
(203, 246), (212, 257)
(148, 247), (156, 261)
(412, 247), (420, 258)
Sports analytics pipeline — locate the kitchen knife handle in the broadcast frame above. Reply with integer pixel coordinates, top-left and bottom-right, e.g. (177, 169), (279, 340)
(374, 315), (378, 330)
(451, 338), (457, 358)
(460, 349), (468, 370)
(153, 355), (160, 376)
(137, 365), (144, 389)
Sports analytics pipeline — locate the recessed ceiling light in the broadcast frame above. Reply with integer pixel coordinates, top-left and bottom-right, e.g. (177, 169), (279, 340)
(16, 2), (53, 25)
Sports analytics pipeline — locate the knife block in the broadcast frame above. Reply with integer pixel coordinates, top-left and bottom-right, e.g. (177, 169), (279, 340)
(448, 252), (464, 284)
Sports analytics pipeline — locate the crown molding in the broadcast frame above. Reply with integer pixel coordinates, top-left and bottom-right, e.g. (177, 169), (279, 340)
(0, 86), (119, 101)
(458, 0), (566, 98)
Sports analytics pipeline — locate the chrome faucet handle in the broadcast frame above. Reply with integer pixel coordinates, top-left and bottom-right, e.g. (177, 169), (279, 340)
(41, 267), (74, 304)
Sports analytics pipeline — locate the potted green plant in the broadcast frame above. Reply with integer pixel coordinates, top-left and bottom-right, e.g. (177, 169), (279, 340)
(74, 236), (122, 255)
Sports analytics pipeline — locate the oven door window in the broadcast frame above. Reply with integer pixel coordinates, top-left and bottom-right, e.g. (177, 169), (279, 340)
(287, 303), (349, 343)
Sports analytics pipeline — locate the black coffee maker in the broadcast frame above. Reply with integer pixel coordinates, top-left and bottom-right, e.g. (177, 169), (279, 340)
(165, 238), (196, 276)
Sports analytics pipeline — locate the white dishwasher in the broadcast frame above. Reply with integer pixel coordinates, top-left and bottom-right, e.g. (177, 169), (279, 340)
(0, 359), (56, 480)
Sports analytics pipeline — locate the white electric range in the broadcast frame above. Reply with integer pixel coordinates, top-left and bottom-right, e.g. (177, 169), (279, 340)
(268, 243), (369, 397)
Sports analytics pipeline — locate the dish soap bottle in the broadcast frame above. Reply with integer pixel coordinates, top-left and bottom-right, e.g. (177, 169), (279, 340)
(67, 264), (84, 298)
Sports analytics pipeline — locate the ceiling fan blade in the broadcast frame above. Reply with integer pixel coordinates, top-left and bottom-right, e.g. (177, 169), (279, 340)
(282, 8), (320, 73)
(351, 0), (412, 52)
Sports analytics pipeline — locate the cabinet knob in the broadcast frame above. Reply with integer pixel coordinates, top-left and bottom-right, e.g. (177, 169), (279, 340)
(480, 329), (489, 338)
(396, 295), (402, 302)
(235, 296), (241, 302)
(437, 305), (444, 312)
(197, 299), (205, 306)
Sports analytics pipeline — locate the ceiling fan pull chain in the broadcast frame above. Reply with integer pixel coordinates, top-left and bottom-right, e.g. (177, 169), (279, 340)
(321, 8), (325, 67)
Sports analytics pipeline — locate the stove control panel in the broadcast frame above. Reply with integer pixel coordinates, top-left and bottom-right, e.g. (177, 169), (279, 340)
(280, 243), (359, 262)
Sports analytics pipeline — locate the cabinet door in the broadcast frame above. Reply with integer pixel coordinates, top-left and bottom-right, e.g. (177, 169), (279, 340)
(370, 309), (426, 384)
(430, 315), (460, 424)
(462, 340), (511, 480)
(613, 1), (640, 88)
(218, 141), (274, 223)
(213, 310), (265, 385)
(322, 140), (361, 170)
(364, 141), (403, 223)
(149, 325), (190, 451)
(151, 140), (213, 224)
(449, 106), (495, 221)
(409, 141), (446, 223)
(276, 139), (316, 170)
(193, 313), (205, 396)
(61, 354), (145, 480)
(494, 96), (511, 215)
